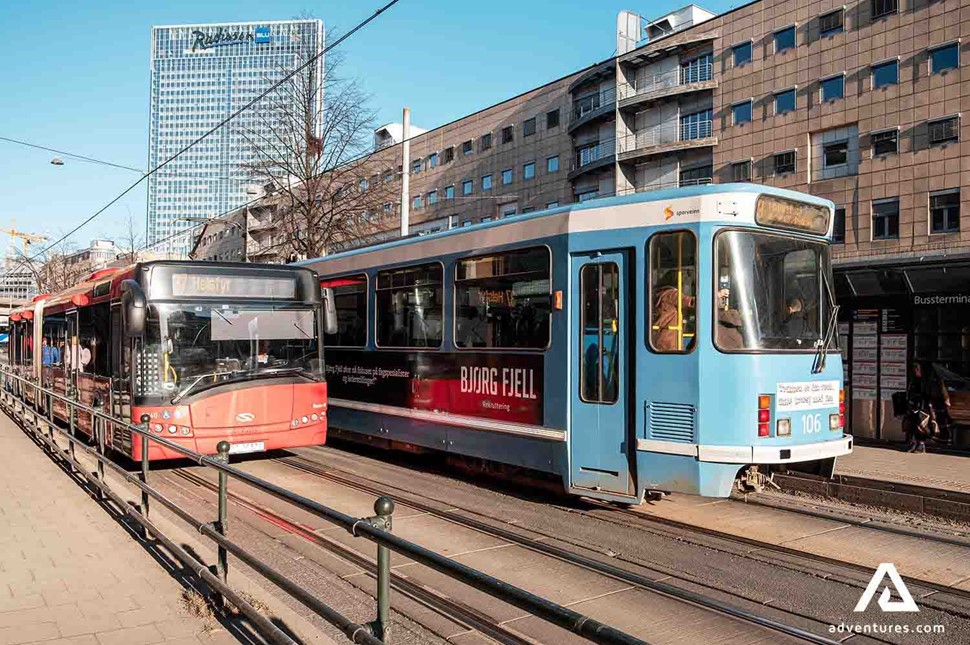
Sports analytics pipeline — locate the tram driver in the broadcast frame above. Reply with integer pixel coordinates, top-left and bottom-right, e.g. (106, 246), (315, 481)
(715, 275), (745, 350)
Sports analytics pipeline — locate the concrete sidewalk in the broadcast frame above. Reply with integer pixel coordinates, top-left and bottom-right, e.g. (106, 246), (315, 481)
(836, 444), (970, 494)
(0, 412), (239, 645)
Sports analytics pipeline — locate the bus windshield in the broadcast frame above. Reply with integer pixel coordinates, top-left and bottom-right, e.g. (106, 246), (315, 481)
(714, 230), (833, 352)
(135, 303), (323, 399)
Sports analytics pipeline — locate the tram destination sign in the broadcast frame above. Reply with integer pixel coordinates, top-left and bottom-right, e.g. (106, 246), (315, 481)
(170, 273), (296, 299)
(755, 195), (830, 235)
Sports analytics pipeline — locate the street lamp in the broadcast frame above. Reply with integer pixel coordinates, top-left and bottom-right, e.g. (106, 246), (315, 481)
(50, 157), (64, 166)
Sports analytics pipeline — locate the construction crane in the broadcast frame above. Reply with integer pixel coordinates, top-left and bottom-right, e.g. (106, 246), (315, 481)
(0, 220), (48, 257)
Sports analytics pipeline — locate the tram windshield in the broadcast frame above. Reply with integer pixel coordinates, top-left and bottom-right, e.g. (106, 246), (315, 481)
(135, 303), (323, 400)
(714, 231), (834, 352)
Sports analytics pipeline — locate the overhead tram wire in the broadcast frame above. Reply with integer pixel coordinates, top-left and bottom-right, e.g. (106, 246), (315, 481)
(24, 0), (402, 264)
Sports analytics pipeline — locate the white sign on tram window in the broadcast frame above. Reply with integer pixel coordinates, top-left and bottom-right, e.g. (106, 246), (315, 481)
(776, 380), (841, 412)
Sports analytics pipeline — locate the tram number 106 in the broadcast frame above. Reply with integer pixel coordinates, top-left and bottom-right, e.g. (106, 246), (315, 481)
(802, 413), (822, 434)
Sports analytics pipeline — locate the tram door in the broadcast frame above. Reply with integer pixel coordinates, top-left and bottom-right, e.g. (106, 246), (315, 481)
(569, 252), (634, 496)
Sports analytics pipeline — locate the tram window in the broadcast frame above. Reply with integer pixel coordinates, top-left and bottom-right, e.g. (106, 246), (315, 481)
(455, 247), (551, 349)
(77, 303), (111, 376)
(649, 231), (698, 353)
(41, 315), (68, 367)
(376, 263), (443, 348)
(580, 263), (620, 404)
(321, 274), (368, 347)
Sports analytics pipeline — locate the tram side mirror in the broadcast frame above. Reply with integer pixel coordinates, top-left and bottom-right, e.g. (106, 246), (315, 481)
(321, 287), (338, 336)
(121, 279), (147, 338)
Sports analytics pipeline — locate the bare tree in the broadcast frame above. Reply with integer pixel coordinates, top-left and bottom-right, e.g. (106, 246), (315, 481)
(14, 240), (88, 294)
(115, 209), (145, 265)
(239, 29), (398, 261)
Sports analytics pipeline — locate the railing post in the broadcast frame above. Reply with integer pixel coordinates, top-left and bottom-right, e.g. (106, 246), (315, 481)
(68, 398), (76, 466)
(366, 496), (395, 642)
(94, 403), (105, 501)
(139, 414), (151, 539)
(215, 440), (231, 608)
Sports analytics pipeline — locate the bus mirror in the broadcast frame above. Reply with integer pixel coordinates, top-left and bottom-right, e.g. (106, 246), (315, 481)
(321, 287), (338, 336)
(121, 279), (147, 338)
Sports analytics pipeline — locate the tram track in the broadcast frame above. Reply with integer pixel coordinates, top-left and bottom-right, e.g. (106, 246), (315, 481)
(279, 447), (970, 632)
(267, 453), (879, 645)
(163, 468), (542, 645)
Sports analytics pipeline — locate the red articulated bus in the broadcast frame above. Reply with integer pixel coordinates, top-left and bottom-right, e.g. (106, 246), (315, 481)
(8, 261), (335, 460)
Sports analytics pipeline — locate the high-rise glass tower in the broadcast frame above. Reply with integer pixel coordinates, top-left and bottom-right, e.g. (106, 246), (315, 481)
(147, 20), (324, 255)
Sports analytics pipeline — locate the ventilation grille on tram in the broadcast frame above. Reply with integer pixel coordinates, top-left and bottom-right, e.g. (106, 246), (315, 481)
(648, 402), (696, 443)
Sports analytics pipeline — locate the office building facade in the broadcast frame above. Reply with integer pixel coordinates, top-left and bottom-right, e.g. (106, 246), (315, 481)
(147, 19), (323, 254)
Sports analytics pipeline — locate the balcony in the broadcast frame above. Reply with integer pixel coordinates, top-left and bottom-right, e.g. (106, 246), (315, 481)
(568, 88), (616, 133)
(617, 177), (712, 196)
(567, 138), (616, 181)
(617, 64), (716, 110)
(616, 120), (716, 162)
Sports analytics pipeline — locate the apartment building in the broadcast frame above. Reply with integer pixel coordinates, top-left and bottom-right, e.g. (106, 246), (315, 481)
(197, 0), (969, 445)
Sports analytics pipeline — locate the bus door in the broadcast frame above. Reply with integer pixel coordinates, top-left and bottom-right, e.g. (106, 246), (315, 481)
(569, 251), (634, 496)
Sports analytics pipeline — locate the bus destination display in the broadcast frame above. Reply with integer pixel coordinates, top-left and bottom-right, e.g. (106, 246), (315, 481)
(171, 273), (297, 299)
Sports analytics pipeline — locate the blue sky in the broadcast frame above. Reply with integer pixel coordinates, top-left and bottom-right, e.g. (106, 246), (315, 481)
(0, 0), (735, 251)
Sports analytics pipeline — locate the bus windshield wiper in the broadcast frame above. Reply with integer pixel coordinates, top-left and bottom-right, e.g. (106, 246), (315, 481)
(812, 266), (840, 375)
(171, 370), (248, 403)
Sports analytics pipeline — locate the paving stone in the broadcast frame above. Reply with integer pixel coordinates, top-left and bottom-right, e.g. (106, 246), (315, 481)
(93, 623), (165, 645)
(0, 621), (60, 645)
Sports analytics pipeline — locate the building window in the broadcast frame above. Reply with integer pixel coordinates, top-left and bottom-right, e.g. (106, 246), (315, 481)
(821, 74), (844, 101)
(462, 140), (473, 155)
(930, 42), (960, 74)
(733, 41), (752, 66)
(443, 147), (454, 163)
(872, 0), (897, 20)
(732, 100), (752, 125)
(480, 133), (492, 150)
(445, 185), (455, 200)
(930, 189), (960, 233)
(929, 116), (960, 145)
(482, 174), (492, 191)
(872, 60), (898, 88)
(523, 117), (537, 137)
(576, 189), (599, 202)
(775, 88), (797, 114)
(872, 198), (900, 240)
(455, 247), (551, 349)
(774, 26), (796, 53)
(522, 207), (536, 213)
(833, 207), (846, 243)
(774, 150), (796, 174)
(732, 160), (751, 182)
(502, 168), (513, 185)
(462, 180), (473, 195)
(681, 53), (713, 83)
(412, 195), (423, 209)
(384, 202), (393, 215)
(523, 162), (536, 180)
(680, 165), (712, 186)
(547, 155), (560, 173)
(824, 140), (848, 167)
(358, 178), (368, 192)
(501, 126), (514, 144)
(649, 231), (697, 353)
(680, 108), (713, 139)
(871, 129), (898, 156)
(412, 159), (422, 174)
(428, 152), (438, 168)
(546, 109), (560, 129)
(819, 9), (844, 36)
(427, 189), (438, 205)
(376, 263), (443, 348)
(546, 201), (559, 209)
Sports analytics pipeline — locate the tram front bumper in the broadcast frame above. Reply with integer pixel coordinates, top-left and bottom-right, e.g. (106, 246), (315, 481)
(636, 434), (853, 464)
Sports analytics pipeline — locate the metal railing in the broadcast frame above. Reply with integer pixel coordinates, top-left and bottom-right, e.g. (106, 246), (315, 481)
(617, 63), (714, 101)
(0, 368), (645, 645)
(616, 120), (714, 155)
(617, 177), (713, 196)
(571, 87), (617, 122)
(574, 139), (616, 170)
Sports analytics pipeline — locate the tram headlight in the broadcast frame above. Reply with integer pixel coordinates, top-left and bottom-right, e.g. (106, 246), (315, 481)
(829, 414), (841, 430)
(776, 418), (792, 436)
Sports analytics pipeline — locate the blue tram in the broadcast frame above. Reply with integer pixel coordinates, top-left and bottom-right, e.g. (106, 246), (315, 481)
(301, 184), (851, 500)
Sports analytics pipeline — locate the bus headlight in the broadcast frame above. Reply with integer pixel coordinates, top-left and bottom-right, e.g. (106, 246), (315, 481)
(776, 418), (791, 436)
